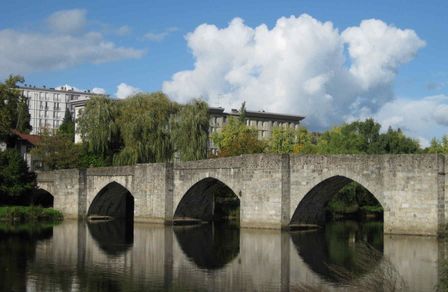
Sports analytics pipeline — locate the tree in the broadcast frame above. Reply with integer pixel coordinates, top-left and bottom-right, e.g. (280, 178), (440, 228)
(267, 126), (314, 154)
(0, 149), (36, 205)
(172, 99), (209, 161)
(378, 127), (420, 154)
(113, 92), (178, 165)
(267, 127), (297, 154)
(78, 95), (120, 159)
(212, 117), (265, 157)
(58, 108), (75, 141)
(0, 75), (31, 139)
(15, 98), (32, 133)
(314, 119), (421, 154)
(426, 135), (448, 154)
(239, 101), (246, 124)
(30, 130), (81, 170)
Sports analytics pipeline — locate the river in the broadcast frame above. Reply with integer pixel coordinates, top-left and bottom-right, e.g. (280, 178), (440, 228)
(0, 220), (443, 291)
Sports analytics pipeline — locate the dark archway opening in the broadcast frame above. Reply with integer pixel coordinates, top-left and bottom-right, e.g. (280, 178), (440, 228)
(88, 182), (134, 221)
(290, 176), (383, 227)
(174, 178), (240, 225)
(31, 189), (54, 208)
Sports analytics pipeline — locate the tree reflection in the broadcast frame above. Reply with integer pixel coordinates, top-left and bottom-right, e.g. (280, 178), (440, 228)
(0, 223), (53, 291)
(87, 219), (133, 256)
(173, 222), (240, 270)
(290, 221), (383, 283)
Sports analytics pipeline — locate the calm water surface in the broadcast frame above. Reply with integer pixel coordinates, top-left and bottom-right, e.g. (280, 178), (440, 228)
(0, 220), (442, 291)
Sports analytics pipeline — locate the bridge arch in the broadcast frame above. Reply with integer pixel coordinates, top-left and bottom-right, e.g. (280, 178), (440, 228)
(290, 174), (384, 226)
(174, 177), (240, 222)
(87, 181), (134, 221)
(32, 188), (54, 208)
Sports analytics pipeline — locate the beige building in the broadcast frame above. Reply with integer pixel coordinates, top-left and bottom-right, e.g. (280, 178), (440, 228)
(19, 85), (97, 135)
(208, 107), (304, 154)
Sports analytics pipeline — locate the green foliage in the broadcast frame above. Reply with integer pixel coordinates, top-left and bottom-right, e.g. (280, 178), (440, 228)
(77, 92), (213, 165)
(239, 101), (246, 124)
(0, 206), (63, 223)
(267, 126), (314, 154)
(16, 97), (32, 133)
(0, 149), (36, 201)
(426, 135), (448, 154)
(78, 95), (120, 157)
(172, 99), (209, 161)
(113, 92), (178, 165)
(379, 127), (421, 154)
(315, 119), (421, 155)
(267, 127), (297, 154)
(0, 75), (31, 138)
(326, 181), (382, 217)
(31, 130), (81, 170)
(78, 149), (110, 168)
(212, 117), (265, 157)
(58, 108), (75, 141)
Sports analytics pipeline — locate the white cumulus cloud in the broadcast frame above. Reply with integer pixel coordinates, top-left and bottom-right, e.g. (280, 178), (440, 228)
(46, 9), (87, 34)
(0, 10), (145, 77)
(55, 84), (82, 92)
(116, 83), (141, 99)
(92, 87), (107, 95)
(162, 14), (425, 132)
(0, 30), (145, 76)
(372, 95), (448, 147)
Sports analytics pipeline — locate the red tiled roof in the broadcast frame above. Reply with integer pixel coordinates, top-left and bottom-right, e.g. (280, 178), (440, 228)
(11, 129), (41, 145)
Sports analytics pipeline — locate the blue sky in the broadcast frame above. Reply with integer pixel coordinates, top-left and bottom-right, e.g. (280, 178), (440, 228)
(1, 0), (447, 144)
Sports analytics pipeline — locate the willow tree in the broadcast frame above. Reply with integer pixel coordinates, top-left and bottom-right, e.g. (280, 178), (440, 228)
(172, 99), (209, 161)
(113, 92), (178, 165)
(77, 95), (119, 158)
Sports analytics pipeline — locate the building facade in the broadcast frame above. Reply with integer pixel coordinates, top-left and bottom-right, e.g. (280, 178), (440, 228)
(208, 107), (304, 154)
(19, 85), (97, 135)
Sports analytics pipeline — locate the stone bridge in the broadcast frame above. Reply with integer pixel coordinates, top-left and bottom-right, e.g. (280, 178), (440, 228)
(36, 154), (447, 236)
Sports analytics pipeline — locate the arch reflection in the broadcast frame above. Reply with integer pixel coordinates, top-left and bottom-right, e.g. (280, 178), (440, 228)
(87, 220), (133, 256)
(173, 222), (240, 270)
(290, 221), (383, 283)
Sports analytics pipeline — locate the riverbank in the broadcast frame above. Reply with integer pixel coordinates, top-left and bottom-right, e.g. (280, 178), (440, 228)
(0, 206), (63, 223)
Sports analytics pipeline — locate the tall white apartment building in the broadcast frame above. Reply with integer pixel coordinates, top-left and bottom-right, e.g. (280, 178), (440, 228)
(18, 85), (97, 134)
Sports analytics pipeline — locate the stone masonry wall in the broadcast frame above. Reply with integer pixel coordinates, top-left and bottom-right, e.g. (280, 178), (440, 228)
(37, 169), (82, 218)
(37, 154), (446, 235)
(132, 163), (170, 223)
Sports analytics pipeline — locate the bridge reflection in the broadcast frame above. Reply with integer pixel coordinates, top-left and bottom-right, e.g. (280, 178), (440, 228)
(87, 220), (134, 256)
(290, 221), (383, 283)
(173, 222), (240, 270)
(19, 220), (442, 291)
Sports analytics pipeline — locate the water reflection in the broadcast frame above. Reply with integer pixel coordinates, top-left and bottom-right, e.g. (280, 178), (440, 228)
(87, 219), (133, 256)
(0, 223), (54, 292)
(173, 222), (240, 270)
(290, 221), (383, 283)
(0, 220), (441, 291)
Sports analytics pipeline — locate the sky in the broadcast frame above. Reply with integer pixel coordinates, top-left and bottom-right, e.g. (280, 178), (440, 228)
(1, 0), (447, 146)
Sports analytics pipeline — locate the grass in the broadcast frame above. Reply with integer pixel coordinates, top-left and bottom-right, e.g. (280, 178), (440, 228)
(0, 206), (63, 223)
